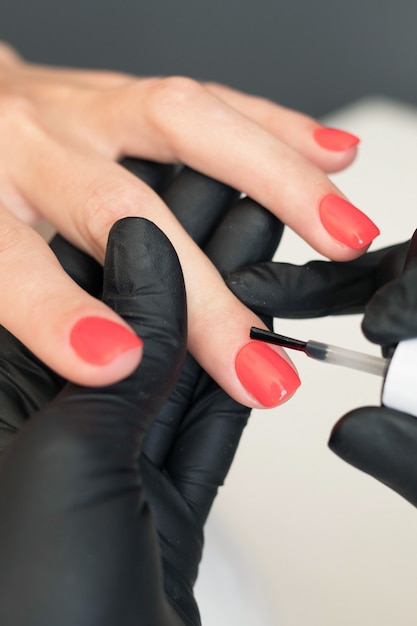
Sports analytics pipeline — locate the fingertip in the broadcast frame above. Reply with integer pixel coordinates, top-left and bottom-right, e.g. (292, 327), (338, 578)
(72, 342), (144, 387)
(303, 125), (360, 173)
(42, 311), (144, 388)
(318, 194), (380, 253)
(313, 127), (360, 152)
(55, 314), (145, 387)
(234, 340), (301, 408)
(190, 312), (302, 410)
(69, 316), (143, 366)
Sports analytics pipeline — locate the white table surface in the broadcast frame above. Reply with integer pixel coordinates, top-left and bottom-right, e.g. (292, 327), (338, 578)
(195, 96), (417, 626)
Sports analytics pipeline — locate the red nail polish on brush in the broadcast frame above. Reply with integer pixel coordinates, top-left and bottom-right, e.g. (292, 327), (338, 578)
(70, 316), (142, 365)
(314, 127), (360, 151)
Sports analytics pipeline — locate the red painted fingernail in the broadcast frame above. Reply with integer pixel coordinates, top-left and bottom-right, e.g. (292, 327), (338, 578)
(70, 316), (143, 365)
(314, 127), (360, 151)
(235, 342), (301, 407)
(319, 194), (380, 249)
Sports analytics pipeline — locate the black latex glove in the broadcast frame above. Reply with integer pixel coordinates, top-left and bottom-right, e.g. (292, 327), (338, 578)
(0, 216), (189, 626)
(225, 239), (410, 319)
(226, 232), (417, 508)
(329, 238), (417, 509)
(0, 162), (283, 625)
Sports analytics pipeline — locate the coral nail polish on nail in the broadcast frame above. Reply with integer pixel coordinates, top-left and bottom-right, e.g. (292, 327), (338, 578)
(235, 342), (301, 407)
(313, 127), (360, 151)
(70, 317), (143, 365)
(319, 194), (380, 249)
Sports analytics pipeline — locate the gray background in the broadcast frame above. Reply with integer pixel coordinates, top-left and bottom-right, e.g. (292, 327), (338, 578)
(2, 0), (417, 117)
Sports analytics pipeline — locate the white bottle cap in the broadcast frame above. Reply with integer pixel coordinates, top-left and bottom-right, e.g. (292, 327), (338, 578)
(382, 337), (417, 417)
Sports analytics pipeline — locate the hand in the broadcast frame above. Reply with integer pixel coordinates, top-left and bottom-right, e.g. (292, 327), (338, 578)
(0, 41), (379, 408)
(0, 217), (190, 625)
(329, 236), (417, 507)
(0, 169), (287, 623)
(226, 231), (417, 506)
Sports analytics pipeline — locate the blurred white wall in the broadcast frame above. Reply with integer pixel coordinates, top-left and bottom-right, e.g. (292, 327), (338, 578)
(196, 97), (417, 626)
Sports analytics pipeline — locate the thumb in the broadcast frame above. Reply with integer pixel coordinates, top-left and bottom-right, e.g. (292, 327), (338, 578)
(329, 406), (417, 507)
(363, 265), (417, 346)
(100, 216), (188, 416)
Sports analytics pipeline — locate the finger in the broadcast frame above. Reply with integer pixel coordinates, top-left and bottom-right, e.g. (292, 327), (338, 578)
(119, 157), (178, 193)
(329, 406), (417, 508)
(11, 137), (299, 407)
(97, 77), (378, 260)
(143, 198), (284, 465)
(164, 372), (250, 526)
(49, 234), (103, 297)
(0, 235), (104, 448)
(159, 200), (284, 520)
(204, 195), (284, 275)
(161, 166), (241, 246)
(205, 82), (360, 173)
(101, 217), (187, 415)
(0, 204), (143, 387)
(226, 242), (409, 319)
(363, 264), (417, 345)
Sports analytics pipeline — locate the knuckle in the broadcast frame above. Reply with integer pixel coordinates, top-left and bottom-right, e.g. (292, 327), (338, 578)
(145, 75), (205, 120)
(141, 76), (205, 155)
(0, 94), (35, 136)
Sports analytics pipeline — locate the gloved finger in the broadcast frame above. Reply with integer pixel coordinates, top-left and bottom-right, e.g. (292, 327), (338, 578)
(164, 371), (250, 527)
(329, 406), (417, 508)
(119, 156), (178, 193)
(0, 326), (65, 452)
(140, 374), (249, 599)
(204, 196), (284, 276)
(161, 167), (241, 246)
(49, 234), (103, 297)
(101, 217), (187, 415)
(143, 198), (283, 464)
(225, 241), (409, 319)
(363, 264), (417, 346)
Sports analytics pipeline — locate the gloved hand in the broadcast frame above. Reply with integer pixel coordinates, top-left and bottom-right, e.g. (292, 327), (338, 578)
(0, 216), (189, 626)
(226, 232), (417, 507)
(0, 162), (283, 625)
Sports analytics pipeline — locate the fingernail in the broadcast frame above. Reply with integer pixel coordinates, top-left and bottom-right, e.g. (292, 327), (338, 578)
(313, 127), (360, 151)
(319, 194), (380, 249)
(70, 316), (143, 365)
(235, 342), (301, 407)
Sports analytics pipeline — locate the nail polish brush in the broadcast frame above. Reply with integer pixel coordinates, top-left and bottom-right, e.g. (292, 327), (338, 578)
(250, 230), (417, 417)
(250, 326), (417, 416)
(249, 327), (388, 376)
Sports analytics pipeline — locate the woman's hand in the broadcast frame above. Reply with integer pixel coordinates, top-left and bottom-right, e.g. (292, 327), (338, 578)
(0, 41), (379, 407)
(0, 181), (290, 624)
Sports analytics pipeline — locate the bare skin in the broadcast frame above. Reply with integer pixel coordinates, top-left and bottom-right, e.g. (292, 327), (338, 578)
(0, 41), (377, 407)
